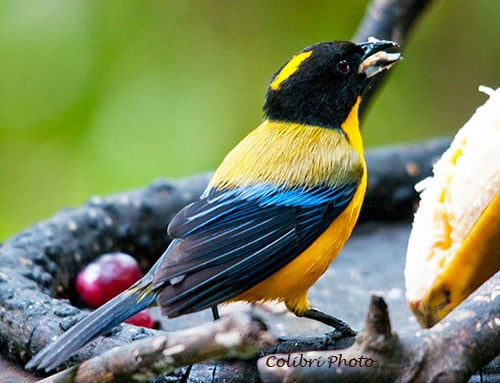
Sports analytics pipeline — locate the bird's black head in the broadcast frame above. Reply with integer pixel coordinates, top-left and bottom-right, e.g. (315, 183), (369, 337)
(263, 39), (401, 129)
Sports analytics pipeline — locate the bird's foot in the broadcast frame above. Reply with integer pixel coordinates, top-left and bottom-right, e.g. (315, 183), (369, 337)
(302, 307), (357, 338)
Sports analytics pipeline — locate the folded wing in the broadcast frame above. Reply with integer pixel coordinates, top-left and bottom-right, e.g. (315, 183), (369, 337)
(152, 182), (359, 316)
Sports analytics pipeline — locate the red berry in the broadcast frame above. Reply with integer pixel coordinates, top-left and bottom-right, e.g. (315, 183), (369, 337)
(125, 309), (154, 328)
(76, 252), (142, 307)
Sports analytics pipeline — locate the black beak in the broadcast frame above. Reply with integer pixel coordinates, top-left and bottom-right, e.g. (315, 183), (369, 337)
(357, 38), (401, 78)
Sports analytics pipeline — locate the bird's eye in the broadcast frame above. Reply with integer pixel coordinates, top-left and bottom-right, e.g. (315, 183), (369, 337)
(336, 59), (350, 74)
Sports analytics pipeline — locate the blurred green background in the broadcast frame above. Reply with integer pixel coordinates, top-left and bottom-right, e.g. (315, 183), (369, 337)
(0, 0), (498, 240)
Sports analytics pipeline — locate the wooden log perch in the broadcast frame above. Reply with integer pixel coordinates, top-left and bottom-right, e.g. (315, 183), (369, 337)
(0, 175), (211, 370)
(38, 271), (499, 382)
(257, 272), (500, 383)
(36, 312), (275, 383)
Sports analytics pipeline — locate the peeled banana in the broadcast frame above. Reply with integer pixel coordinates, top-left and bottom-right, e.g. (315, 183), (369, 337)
(405, 86), (500, 328)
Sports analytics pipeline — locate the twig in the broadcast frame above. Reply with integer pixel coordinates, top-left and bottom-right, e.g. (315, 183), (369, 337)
(257, 272), (500, 382)
(36, 312), (275, 383)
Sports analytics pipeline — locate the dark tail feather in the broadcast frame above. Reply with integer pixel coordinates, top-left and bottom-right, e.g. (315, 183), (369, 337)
(26, 284), (157, 372)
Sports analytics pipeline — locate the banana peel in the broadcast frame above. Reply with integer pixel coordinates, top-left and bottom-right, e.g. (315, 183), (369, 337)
(405, 86), (500, 328)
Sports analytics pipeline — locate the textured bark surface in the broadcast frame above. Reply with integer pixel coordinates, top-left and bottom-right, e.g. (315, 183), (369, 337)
(0, 175), (210, 371)
(258, 274), (500, 382)
(37, 312), (275, 383)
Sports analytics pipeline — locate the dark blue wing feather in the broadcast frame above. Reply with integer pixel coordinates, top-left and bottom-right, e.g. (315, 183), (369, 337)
(153, 182), (358, 316)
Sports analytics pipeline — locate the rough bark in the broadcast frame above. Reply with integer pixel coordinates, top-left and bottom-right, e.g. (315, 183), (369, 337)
(258, 273), (500, 383)
(29, 273), (500, 382)
(36, 312), (275, 383)
(0, 175), (210, 369)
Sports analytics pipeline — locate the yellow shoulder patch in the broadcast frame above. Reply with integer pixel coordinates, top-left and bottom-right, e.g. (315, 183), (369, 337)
(270, 50), (313, 91)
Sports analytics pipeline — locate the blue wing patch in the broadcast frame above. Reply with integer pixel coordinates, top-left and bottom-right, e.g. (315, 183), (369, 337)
(152, 181), (359, 317)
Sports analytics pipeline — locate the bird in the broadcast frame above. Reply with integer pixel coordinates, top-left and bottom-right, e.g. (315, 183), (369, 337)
(27, 38), (401, 372)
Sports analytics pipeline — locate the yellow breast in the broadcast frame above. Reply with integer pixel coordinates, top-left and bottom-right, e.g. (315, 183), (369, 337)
(210, 122), (362, 191)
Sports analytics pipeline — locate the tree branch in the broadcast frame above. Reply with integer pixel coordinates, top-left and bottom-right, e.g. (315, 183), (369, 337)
(258, 272), (500, 382)
(32, 272), (500, 382)
(36, 312), (275, 383)
(361, 138), (449, 220)
(353, 0), (435, 119)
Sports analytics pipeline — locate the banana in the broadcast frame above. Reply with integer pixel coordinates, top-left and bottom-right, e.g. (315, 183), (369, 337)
(405, 86), (500, 328)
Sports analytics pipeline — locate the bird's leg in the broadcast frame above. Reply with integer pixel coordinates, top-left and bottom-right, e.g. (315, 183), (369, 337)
(211, 305), (220, 320)
(302, 307), (356, 338)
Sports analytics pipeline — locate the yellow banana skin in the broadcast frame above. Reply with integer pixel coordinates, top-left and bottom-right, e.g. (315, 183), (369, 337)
(405, 86), (500, 328)
(409, 191), (500, 328)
